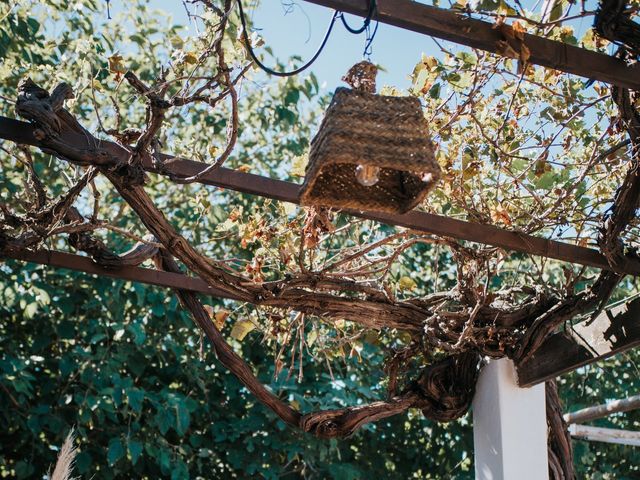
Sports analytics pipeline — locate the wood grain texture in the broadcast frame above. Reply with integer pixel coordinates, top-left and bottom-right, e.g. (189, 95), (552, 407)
(303, 0), (640, 89)
(564, 394), (640, 424)
(1, 249), (238, 299)
(516, 297), (640, 386)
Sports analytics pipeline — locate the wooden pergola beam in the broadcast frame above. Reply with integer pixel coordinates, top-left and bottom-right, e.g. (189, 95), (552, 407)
(568, 424), (640, 447)
(2, 116), (639, 276)
(1, 249), (242, 300)
(5, 248), (640, 380)
(564, 394), (640, 424)
(302, 0), (640, 90)
(153, 156), (638, 274)
(516, 296), (640, 387)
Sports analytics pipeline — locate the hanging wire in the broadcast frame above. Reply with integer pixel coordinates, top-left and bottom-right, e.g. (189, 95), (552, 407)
(338, 1), (377, 34)
(237, 0), (378, 77)
(363, 16), (380, 59)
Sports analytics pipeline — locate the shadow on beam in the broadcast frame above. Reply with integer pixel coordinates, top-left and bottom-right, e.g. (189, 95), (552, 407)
(516, 297), (640, 387)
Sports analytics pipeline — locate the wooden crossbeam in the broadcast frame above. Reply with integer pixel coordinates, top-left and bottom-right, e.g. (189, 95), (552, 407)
(153, 156), (639, 274)
(1, 116), (639, 276)
(303, 0), (640, 90)
(564, 394), (640, 424)
(568, 424), (640, 447)
(1, 249), (242, 300)
(516, 296), (640, 387)
(5, 248), (640, 382)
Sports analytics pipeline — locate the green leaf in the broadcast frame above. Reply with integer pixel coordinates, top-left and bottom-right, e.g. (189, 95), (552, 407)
(284, 88), (300, 105)
(90, 332), (107, 344)
(456, 51), (477, 66)
(413, 68), (430, 92)
(15, 460), (34, 479)
(127, 322), (146, 345)
(108, 438), (125, 465)
(155, 410), (173, 435)
(127, 388), (145, 413)
(275, 106), (296, 125)
(171, 460), (189, 480)
(534, 172), (557, 190)
(399, 276), (417, 291)
(151, 302), (165, 316)
(175, 403), (191, 436)
(429, 83), (441, 99)
(26, 18), (40, 34)
(128, 439), (143, 465)
(542, 0), (564, 22)
(75, 452), (92, 474)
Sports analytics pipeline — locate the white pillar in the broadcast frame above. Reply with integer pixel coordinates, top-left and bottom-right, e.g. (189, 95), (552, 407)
(473, 358), (548, 480)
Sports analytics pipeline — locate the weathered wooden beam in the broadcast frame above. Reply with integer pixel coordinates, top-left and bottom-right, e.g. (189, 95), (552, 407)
(2, 116), (639, 276)
(303, 0), (640, 90)
(568, 424), (640, 447)
(564, 394), (640, 424)
(0, 249), (242, 300)
(152, 156), (640, 274)
(7, 247), (640, 384)
(516, 296), (640, 387)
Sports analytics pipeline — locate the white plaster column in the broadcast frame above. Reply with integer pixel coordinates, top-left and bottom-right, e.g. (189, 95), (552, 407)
(473, 358), (548, 480)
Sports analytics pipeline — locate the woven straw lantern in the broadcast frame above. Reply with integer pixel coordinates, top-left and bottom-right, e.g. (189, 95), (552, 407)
(299, 61), (441, 214)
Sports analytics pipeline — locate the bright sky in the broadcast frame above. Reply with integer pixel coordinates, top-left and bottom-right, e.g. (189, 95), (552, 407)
(142, 0), (436, 91)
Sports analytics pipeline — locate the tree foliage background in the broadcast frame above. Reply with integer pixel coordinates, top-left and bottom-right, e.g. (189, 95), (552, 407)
(0, 0), (639, 478)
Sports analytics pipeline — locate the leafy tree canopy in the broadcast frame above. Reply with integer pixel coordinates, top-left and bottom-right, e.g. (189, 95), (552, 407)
(0, 0), (639, 478)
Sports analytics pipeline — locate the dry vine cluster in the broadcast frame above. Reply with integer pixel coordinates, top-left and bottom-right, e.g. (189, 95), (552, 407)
(0, 0), (639, 478)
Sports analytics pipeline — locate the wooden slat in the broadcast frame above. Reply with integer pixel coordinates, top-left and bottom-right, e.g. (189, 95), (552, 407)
(1, 249), (242, 300)
(568, 424), (640, 447)
(303, 0), (640, 90)
(516, 297), (640, 387)
(156, 155), (640, 274)
(154, 155), (640, 276)
(564, 394), (640, 424)
(2, 115), (640, 275)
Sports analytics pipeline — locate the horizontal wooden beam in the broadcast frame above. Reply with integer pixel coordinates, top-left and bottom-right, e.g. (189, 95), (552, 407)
(568, 424), (640, 447)
(303, 0), (640, 90)
(6, 248), (640, 380)
(154, 156), (638, 274)
(564, 394), (640, 424)
(2, 115), (640, 275)
(1, 249), (243, 300)
(516, 296), (640, 387)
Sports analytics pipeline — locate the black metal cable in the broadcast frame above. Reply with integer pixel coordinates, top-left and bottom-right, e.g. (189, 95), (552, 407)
(237, 0), (339, 77)
(339, 0), (377, 34)
(363, 17), (380, 59)
(237, 0), (377, 77)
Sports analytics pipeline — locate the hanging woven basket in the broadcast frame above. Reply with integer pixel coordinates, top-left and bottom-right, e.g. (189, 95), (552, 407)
(299, 62), (441, 214)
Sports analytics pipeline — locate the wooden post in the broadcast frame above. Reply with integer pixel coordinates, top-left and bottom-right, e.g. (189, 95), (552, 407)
(473, 358), (548, 480)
